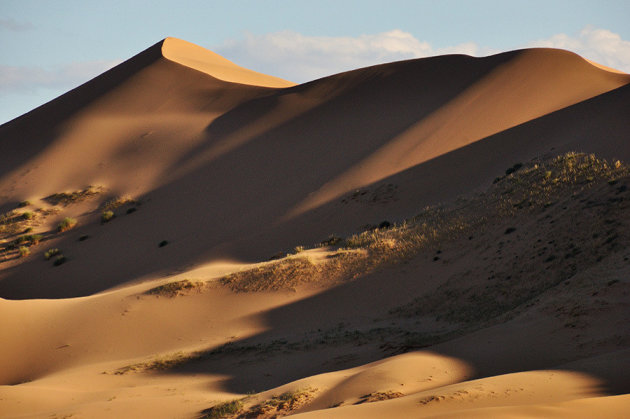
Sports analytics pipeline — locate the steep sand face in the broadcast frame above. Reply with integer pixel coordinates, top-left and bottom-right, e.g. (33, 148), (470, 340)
(1, 40), (630, 418)
(161, 37), (295, 87)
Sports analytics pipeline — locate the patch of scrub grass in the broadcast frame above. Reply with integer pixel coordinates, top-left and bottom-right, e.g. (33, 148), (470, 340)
(21, 211), (33, 220)
(144, 279), (204, 297)
(249, 388), (317, 416)
(17, 200), (31, 208)
(216, 152), (630, 296)
(44, 186), (103, 206)
(57, 217), (77, 232)
(200, 399), (244, 419)
(44, 248), (60, 260)
(101, 195), (136, 212)
(18, 246), (30, 258)
(101, 210), (115, 223)
(113, 352), (196, 375)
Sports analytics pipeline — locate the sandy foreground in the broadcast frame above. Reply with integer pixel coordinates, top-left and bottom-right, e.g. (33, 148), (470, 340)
(0, 38), (629, 418)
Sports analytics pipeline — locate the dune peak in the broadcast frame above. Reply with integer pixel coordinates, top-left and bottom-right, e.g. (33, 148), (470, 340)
(160, 37), (295, 88)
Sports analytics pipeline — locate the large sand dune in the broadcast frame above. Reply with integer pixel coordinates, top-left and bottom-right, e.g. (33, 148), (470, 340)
(0, 38), (629, 417)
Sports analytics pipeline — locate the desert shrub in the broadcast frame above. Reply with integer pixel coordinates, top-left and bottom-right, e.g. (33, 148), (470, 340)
(44, 186), (102, 206)
(18, 246), (30, 257)
(320, 235), (343, 247)
(102, 195), (136, 211)
(101, 210), (115, 223)
(201, 399), (243, 418)
(144, 279), (204, 297)
(57, 217), (77, 232)
(53, 255), (67, 266)
(25, 234), (42, 245)
(158, 240), (169, 247)
(23, 227), (33, 233)
(22, 211), (33, 220)
(18, 200), (31, 208)
(44, 248), (60, 260)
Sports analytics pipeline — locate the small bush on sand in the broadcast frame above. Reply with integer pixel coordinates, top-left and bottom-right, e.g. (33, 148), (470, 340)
(44, 248), (60, 260)
(18, 246), (30, 257)
(101, 210), (115, 223)
(18, 200), (31, 208)
(58, 217), (77, 232)
(22, 211), (33, 220)
(201, 399), (244, 419)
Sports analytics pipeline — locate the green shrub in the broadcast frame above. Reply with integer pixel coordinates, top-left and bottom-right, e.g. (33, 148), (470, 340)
(201, 399), (243, 418)
(101, 210), (115, 223)
(22, 211), (33, 220)
(58, 217), (77, 232)
(18, 200), (31, 208)
(18, 246), (30, 257)
(44, 248), (60, 260)
(25, 234), (42, 245)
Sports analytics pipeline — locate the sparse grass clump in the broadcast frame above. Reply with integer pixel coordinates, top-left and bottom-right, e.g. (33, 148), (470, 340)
(18, 200), (31, 208)
(101, 195), (136, 212)
(144, 279), (204, 297)
(113, 352), (192, 375)
(44, 248), (60, 260)
(249, 388), (316, 416)
(101, 210), (114, 223)
(22, 211), (33, 220)
(57, 217), (77, 232)
(200, 399), (244, 419)
(44, 186), (103, 206)
(18, 246), (30, 258)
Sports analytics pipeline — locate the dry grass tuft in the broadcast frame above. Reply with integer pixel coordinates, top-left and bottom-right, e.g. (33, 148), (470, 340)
(144, 279), (205, 297)
(44, 186), (103, 206)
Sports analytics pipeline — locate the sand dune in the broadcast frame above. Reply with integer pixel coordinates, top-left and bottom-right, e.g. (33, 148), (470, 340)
(1, 39), (629, 417)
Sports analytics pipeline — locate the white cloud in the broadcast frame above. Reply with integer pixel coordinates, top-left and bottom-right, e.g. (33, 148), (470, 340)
(528, 26), (630, 73)
(216, 26), (629, 83)
(0, 60), (121, 93)
(215, 30), (492, 83)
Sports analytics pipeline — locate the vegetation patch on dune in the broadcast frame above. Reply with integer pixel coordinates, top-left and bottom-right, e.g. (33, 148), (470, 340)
(44, 186), (103, 206)
(200, 388), (317, 419)
(144, 279), (205, 297)
(210, 153), (630, 355)
(112, 351), (193, 375)
(354, 391), (405, 404)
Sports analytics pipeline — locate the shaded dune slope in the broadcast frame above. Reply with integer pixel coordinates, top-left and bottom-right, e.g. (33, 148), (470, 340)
(0, 43), (629, 298)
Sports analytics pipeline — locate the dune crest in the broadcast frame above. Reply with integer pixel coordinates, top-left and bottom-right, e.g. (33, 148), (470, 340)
(161, 37), (295, 87)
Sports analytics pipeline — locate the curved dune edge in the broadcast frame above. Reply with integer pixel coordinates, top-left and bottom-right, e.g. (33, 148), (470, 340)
(161, 37), (295, 88)
(583, 57), (629, 74)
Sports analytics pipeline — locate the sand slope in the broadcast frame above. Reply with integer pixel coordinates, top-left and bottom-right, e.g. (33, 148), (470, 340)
(1, 39), (630, 418)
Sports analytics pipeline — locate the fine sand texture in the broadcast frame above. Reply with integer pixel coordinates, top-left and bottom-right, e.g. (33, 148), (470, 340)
(1, 38), (629, 418)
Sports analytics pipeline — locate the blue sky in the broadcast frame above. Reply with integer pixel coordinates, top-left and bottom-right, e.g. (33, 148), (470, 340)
(2, 0), (629, 124)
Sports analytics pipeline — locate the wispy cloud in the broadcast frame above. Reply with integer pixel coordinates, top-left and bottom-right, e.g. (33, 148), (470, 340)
(216, 26), (629, 82)
(0, 17), (33, 31)
(215, 30), (497, 82)
(0, 60), (121, 93)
